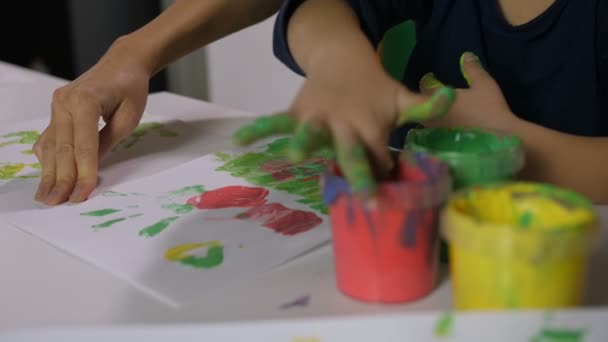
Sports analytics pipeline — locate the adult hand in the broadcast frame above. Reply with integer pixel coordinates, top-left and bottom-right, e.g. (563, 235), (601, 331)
(34, 45), (150, 205)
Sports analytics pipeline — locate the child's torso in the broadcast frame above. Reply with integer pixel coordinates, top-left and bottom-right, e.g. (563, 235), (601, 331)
(403, 0), (607, 136)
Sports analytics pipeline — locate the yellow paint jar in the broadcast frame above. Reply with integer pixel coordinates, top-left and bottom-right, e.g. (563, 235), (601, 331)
(442, 182), (598, 310)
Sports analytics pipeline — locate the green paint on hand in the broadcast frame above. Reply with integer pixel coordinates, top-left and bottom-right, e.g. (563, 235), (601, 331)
(434, 312), (454, 337)
(21, 149), (34, 155)
(530, 328), (585, 342)
(336, 143), (375, 195)
(81, 208), (121, 217)
(0, 163), (25, 180)
(216, 137), (331, 214)
(181, 245), (224, 269)
(168, 185), (205, 197)
(401, 86), (456, 125)
(162, 203), (194, 214)
(92, 217), (126, 229)
(233, 114), (297, 145)
(139, 216), (180, 237)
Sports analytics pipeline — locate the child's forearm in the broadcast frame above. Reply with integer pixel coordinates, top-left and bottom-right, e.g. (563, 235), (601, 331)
(105, 0), (283, 76)
(513, 119), (608, 203)
(287, 0), (384, 75)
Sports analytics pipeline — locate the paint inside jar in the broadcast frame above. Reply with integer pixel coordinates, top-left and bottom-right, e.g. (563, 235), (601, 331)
(323, 152), (451, 303)
(406, 128), (524, 189)
(442, 182), (597, 310)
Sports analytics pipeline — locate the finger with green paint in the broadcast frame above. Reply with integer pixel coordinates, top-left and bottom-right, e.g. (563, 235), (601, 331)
(332, 127), (376, 196)
(233, 113), (297, 146)
(287, 122), (332, 163)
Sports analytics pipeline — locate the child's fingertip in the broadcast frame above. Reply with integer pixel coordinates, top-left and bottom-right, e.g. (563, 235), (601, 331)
(420, 72), (443, 92)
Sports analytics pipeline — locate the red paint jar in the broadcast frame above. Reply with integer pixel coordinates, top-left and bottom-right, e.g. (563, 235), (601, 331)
(323, 152), (451, 303)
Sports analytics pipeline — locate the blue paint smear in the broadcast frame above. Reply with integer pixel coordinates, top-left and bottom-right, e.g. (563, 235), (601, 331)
(322, 172), (351, 205)
(401, 211), (419, 248)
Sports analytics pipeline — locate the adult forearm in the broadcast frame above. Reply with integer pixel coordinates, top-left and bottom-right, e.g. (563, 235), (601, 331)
(514, 119), (608, 203)
(105, 0), (283, 76)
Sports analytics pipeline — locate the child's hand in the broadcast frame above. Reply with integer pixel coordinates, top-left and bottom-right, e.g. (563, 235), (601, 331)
(420, 52), (519, 131)
(235, 57), (455, 196)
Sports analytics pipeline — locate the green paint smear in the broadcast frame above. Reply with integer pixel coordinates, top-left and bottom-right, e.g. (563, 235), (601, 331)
(129, 213), (144, 218)
(168, 185), (205, 197)
(0, 130), (40, 147)
(180, 245), (224, 269)
(81, 208), (121, 217)
(434, 312), (454, 337)
(530, 328), (585, 342)
(102, 191), (142, 197)
(21, 149), (34, 155)
(139, 216), (179, 237)
(92, 217), (126, 229)
(0, 163), (25, 180)
(162, 203), (194, 214)
(215, 137), (332, 214)
(30, 163), (41, 169)
(119, 122), (178, 149)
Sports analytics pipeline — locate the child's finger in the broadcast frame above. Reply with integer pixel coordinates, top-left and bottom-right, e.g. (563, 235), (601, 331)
(287, 121), (332, 163)
(233, 113), (297, 145)
(396, 86), (456, 125)
(419, 72), (444, 95)
(355, 123), (394, 177)
(332, 124), (376, 196)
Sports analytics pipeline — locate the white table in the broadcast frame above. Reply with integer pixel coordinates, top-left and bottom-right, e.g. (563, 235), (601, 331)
(0, 62), (607, 332)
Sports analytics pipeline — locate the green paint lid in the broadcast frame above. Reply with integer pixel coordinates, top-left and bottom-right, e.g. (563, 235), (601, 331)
(406, 127), (524, 189)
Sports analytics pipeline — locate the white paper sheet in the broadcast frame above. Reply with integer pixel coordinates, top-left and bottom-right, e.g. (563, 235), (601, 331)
(0, 114), (190, 211)
(2, 310), (607, 341)
(5, 143), (331, 306)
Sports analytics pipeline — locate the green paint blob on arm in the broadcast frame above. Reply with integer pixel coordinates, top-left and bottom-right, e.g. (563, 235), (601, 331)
(81, 209), (122, 217)
(434, 312), (454, 338)
(162, 203), (194, 214)
(92, 217), (126, 229)
(139, 216), (180, 237)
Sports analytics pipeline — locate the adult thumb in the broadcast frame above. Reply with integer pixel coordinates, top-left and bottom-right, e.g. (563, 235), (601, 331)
(460, 52), (491, 87)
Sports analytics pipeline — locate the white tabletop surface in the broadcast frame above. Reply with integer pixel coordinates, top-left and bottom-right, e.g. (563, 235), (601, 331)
(0, 61), (607, 332)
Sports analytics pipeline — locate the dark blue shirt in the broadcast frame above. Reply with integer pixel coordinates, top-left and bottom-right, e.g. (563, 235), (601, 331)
(273, 0), (608, 147)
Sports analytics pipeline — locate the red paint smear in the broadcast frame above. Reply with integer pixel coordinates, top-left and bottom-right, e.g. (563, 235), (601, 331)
(239, 203), (322, 236)
(187, 186), (269, 209)
(260, 160), (295, 181)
